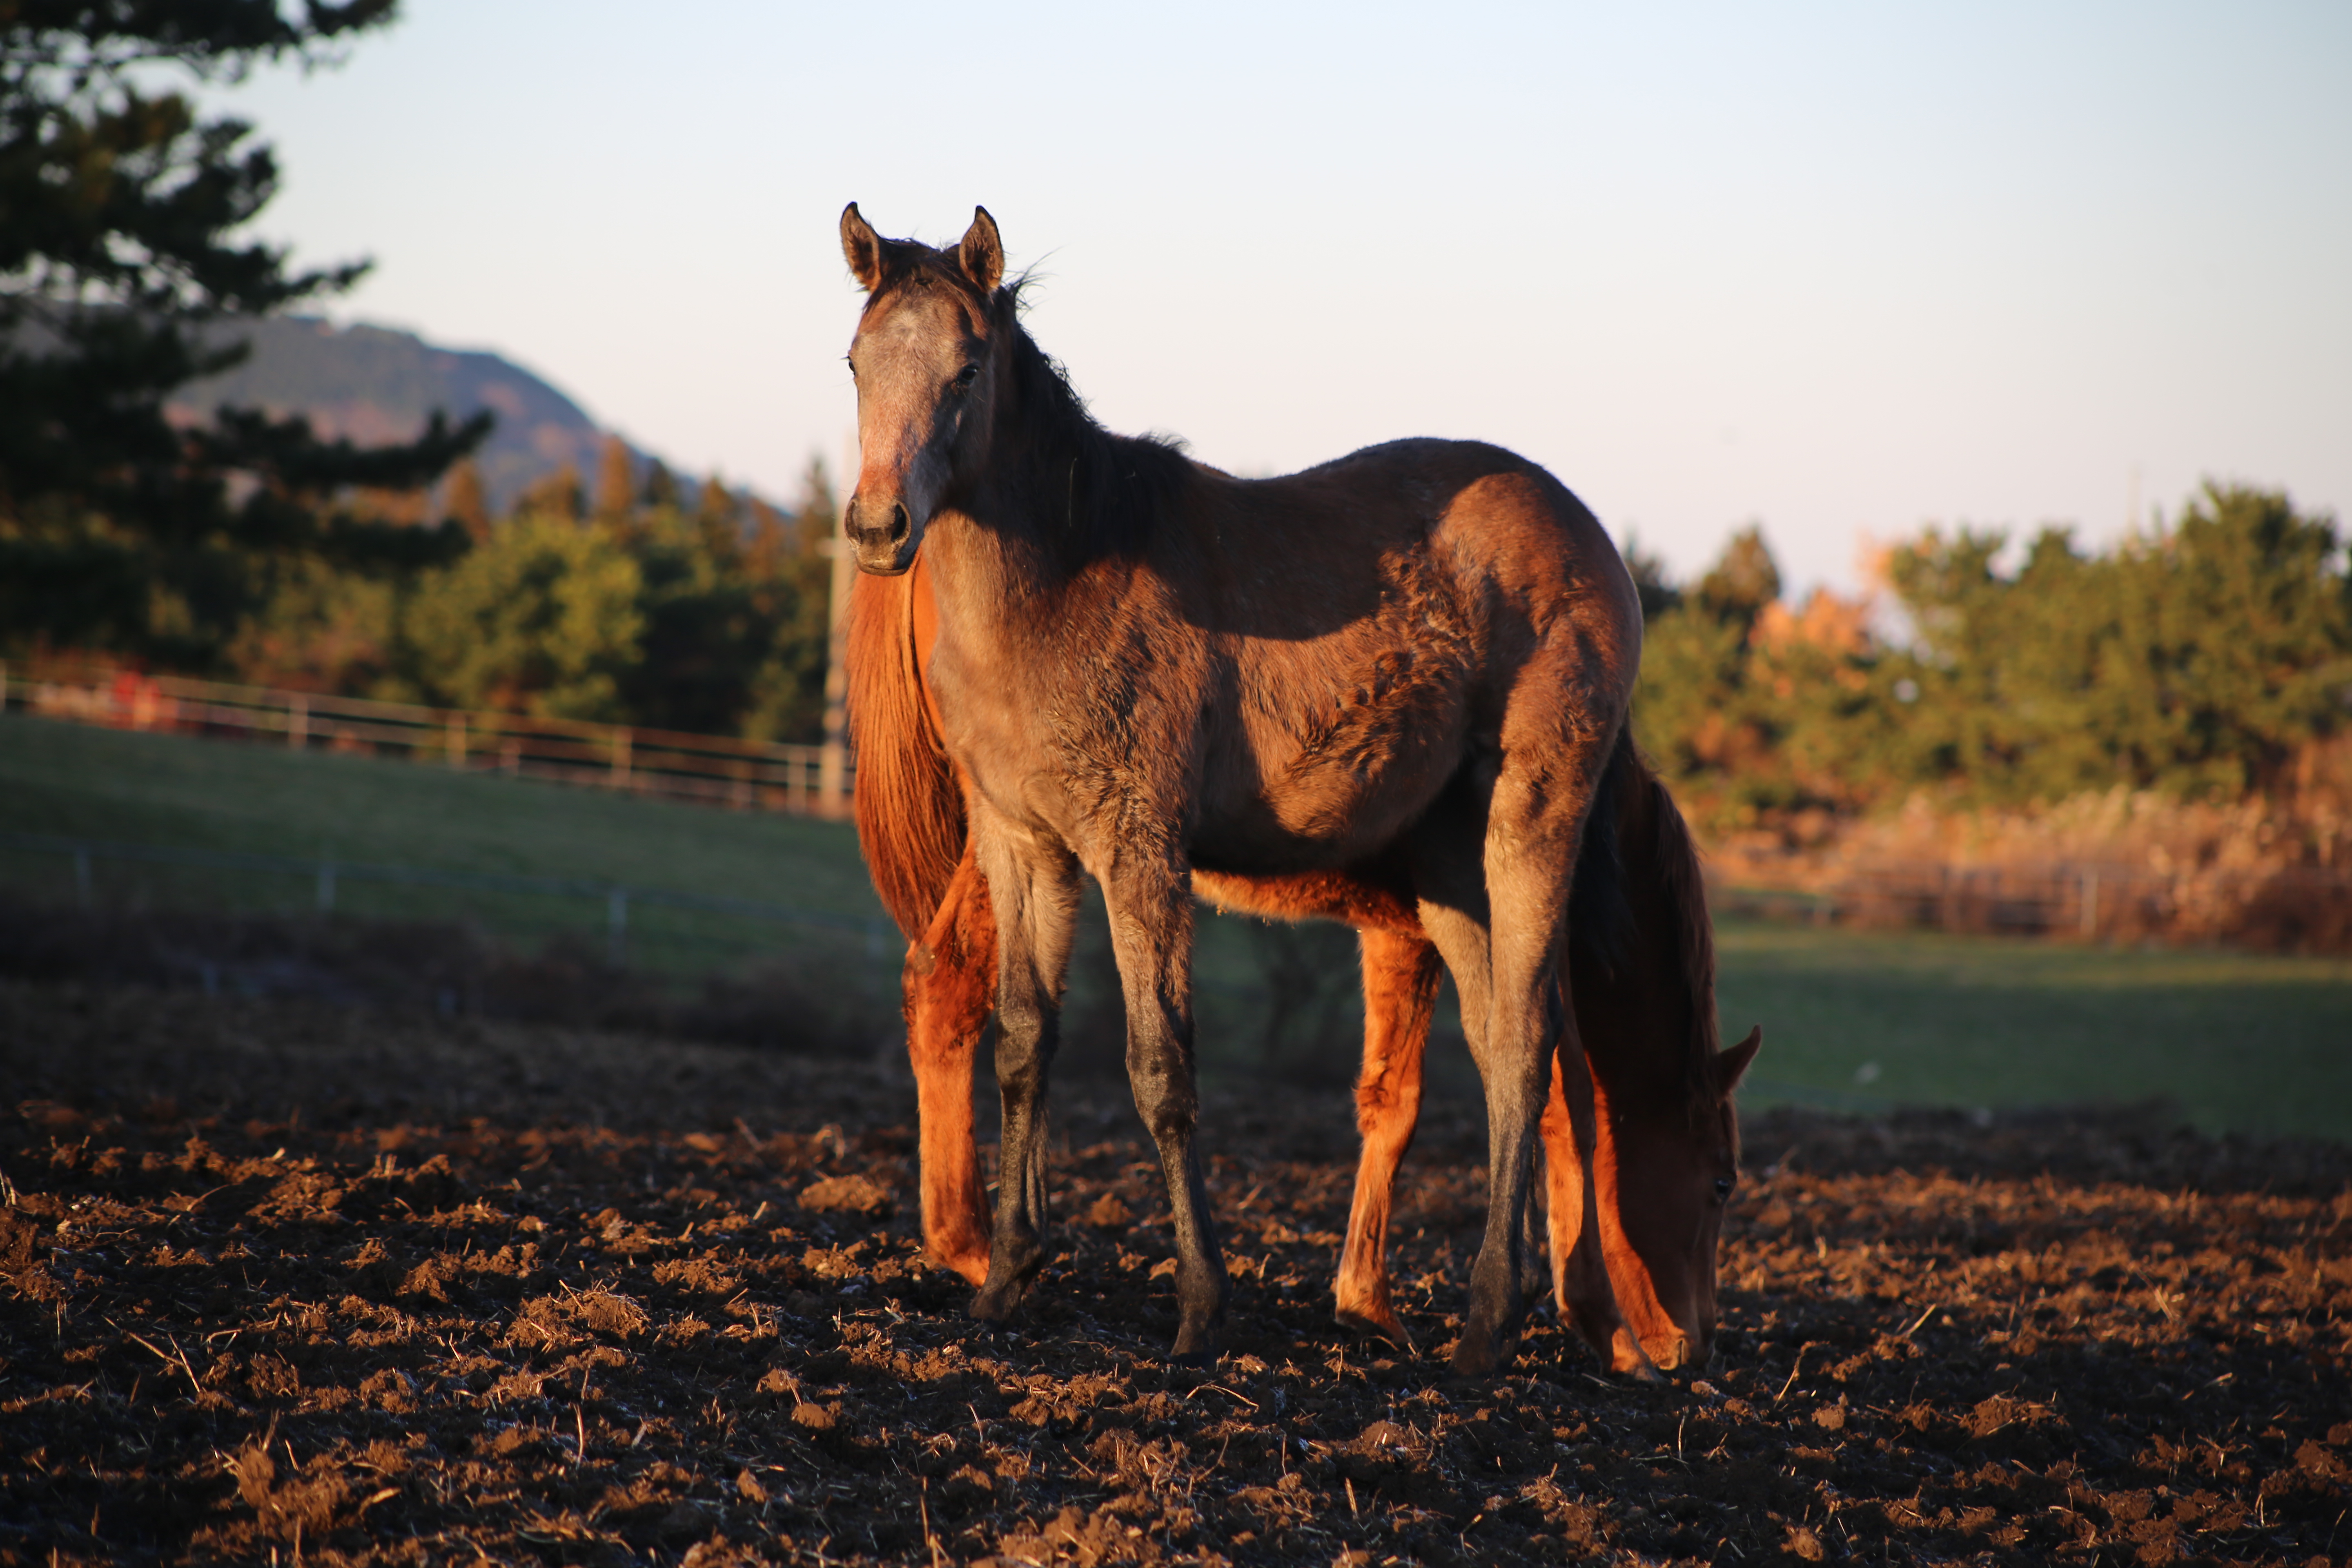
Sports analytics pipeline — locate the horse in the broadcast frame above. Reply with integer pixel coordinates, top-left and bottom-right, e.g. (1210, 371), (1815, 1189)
(840, 202), (1644, 1372)
(851, 555), (1760, 1371)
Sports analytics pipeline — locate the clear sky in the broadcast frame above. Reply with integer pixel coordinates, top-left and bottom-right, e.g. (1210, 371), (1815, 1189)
(217, 0), (2350, 596)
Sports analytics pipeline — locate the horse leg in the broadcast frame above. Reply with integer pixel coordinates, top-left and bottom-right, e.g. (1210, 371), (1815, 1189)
(1097, 861), (1226, 1361)
(1333, 927), (1444, 1348)
(905, 844), (997, 1285)
(1452, 731), (1617, 1379)
(968, 818), (1082, 1325)
(1539, 1037), (1661, 1378)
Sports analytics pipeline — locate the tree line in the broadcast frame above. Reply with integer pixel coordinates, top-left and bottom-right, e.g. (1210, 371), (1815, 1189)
(1632, 481), (2352, 832)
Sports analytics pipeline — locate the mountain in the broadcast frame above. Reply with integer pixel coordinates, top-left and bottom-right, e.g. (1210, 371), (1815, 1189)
(168, 317), (714, 515)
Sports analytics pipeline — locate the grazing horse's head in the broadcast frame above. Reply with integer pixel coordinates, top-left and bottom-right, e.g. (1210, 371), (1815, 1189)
(1598, 1025), (1761, 1370)
(837, 203), (1009, 576)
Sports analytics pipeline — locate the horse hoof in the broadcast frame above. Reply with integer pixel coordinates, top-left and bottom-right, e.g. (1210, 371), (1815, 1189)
(1447, 1328), (1519, 1379)
(1334, 1305), (1418, 1353)
(1170, 1319), (1221, 1365)
(970, 1278), (1027, 1323)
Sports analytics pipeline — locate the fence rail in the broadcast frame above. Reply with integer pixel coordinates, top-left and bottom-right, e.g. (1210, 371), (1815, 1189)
(0, 660), (850, 816)
(0, 830), (894, 967)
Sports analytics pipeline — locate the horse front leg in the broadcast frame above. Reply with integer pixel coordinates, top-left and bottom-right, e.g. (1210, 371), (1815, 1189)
(968, 820), (1081, 1325)
(905, 843), (998, 1285)
(1098, 860), (1225, 1362)
(1334, 928), (1444, 1348)
(1454, 736), (1616, 1377)
(1539, 1036), (1661, 1379)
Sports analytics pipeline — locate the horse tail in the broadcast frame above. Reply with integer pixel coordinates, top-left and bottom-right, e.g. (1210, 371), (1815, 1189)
(847, 568), (967, 940)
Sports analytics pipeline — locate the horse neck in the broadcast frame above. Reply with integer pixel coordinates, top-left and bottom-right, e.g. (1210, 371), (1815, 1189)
(1581, 761), (1719, 1128)
(925, 328), (1151, 644)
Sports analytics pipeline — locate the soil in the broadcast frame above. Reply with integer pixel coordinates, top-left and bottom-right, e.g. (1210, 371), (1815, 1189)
(2, 977), (2348, 1566)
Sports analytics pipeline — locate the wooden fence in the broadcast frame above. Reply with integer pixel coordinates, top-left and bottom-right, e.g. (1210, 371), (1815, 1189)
(0, 661), (849, 816)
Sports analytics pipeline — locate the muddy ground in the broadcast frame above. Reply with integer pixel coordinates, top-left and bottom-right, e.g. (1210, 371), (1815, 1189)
(2, 977), (2348, 1566)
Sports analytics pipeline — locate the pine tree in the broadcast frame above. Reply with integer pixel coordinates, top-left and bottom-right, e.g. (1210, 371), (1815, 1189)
(594, 434), (635, 523)
(0, 1), (491, 665)
(641, 459), (679, 512)
(517, 465), (583, 523)
(697, 475), (739, 533)
(794, 456), (840, 557)
(441, 459), (491, 541)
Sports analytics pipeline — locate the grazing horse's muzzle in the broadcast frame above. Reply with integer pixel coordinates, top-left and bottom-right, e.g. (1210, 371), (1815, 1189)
(845, 492), (917, 575)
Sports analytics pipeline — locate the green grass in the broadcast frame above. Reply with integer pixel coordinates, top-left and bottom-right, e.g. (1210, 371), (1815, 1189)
(0, 713), (882, 914)
(1717, 918), (2352, 1142)
(7, 713), (2348, 1140)
(0, 713), (891, 981)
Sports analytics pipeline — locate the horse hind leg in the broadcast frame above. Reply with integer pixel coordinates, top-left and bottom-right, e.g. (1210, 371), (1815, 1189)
(1539, 1039), (1661, 1379)
(1333, 928), (1444, 1349)
(906, 844), (997, 1285)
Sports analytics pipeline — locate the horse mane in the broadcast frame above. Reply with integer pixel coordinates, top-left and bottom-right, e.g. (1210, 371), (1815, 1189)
(1647, 755), (1728, 1132)
(1569, 728), (1724, 1130)
(847, 568), (964, 940)
(997, 304), (1195, 564)
(869, 251), (1194, 566)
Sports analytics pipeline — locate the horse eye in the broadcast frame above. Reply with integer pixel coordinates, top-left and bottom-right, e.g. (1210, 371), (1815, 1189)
(1712, 1177), (1734, 1202)
(953, 365), (980, 388)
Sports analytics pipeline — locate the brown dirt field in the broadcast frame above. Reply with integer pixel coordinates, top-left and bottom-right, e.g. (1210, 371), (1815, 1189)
(3, 977), (2349, 1566)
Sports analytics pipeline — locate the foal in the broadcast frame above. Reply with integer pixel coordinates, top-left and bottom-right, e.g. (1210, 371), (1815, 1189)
(839, 203), (1642, 1372)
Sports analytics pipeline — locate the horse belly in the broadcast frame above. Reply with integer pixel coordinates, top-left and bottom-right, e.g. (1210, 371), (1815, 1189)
(1196, 673), (1471, 872)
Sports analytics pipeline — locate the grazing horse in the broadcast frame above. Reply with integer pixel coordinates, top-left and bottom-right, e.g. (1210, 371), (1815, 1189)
(849, 560), (1761, 1372)
(840, 203), (1643, 1372)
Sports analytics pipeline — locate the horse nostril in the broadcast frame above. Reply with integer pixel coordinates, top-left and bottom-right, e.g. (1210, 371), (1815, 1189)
(889, 502), (910, 541)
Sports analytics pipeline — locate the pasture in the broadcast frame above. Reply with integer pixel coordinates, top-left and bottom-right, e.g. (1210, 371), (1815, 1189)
(2, 716), (2349, 1563)
(7, 713), (2351, 1139)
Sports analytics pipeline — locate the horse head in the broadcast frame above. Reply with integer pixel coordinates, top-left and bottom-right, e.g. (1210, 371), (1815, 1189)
(838, 203), (1009, 576)
(1598, 1023), (1761, 1369)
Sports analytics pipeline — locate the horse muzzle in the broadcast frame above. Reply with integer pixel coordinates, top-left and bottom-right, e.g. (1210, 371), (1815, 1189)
(844, 492), (919, 576)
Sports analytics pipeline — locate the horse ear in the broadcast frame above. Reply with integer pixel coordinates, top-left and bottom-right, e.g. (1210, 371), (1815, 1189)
(841, 203), (886, 291)
(959, 206), (1004, 293)
(1713, 1026), (1762, 1096)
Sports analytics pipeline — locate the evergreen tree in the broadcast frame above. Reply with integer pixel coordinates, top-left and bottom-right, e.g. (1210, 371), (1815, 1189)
(0, 0), (491, 665)
(516, 464), (582, 523)
(793, 455), (839, 557)
(640, 459), (678, 511)
(441, 459), (490, 541)
(593, 433), (634, 523)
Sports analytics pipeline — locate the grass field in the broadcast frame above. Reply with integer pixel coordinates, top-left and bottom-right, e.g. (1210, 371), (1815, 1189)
(7, 713), (2348, 1140)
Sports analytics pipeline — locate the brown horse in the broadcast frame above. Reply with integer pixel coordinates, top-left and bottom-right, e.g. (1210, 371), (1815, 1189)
(851, 555), (1759, 1371)
(840, 203), (1644, 1372)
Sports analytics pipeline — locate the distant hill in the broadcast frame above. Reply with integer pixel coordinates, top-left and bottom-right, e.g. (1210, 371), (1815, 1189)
(169, 317), (735, 516)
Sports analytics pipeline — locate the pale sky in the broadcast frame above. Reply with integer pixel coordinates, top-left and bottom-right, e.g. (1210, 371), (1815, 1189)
(217, 0), (2351, 596)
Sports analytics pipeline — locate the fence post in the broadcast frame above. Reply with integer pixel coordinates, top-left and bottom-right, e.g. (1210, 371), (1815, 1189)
(607, 886), (628, 965)
(289, 695), (307, 751)
(2080, 868), (2099, 938)
(0, 659), (9, 715)
(449, 712), (467, 770)
(613, 729), (633, 791)
(316, 859), (336, 914)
